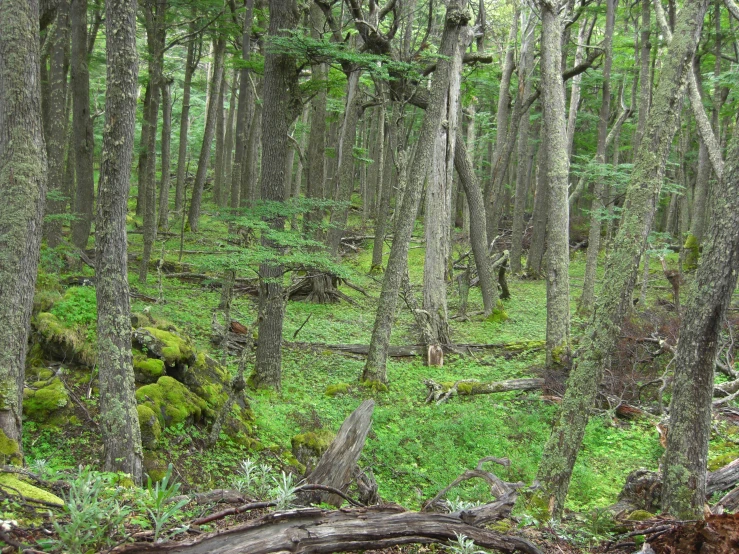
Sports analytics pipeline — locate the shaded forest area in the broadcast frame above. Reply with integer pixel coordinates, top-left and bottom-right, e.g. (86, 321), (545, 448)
(0, 0), (739, 551)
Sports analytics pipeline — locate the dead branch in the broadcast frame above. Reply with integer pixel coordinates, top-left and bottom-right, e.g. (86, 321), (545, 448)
(424, 378), (545, 404)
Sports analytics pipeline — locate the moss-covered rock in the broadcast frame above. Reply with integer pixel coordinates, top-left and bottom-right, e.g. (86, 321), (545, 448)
(0, 474), (64, 507)
(138, 404), (162, 449)
(325, 383), (351, 397)
(143, 453), (168, 483)
(133, 352), (166, 384)
(291, 429), (335, 473)
(0, 430), (22, 466)
(360, 380), (389, 393)
(23, 378), (70, 426)
(33, 312), (96, 367)
(32, 289), (61, 315)
(626, 509), (654, 521)
(178, 352), (228, 414)
(135, 376), (207, 427)
(146, 327), (195, 366)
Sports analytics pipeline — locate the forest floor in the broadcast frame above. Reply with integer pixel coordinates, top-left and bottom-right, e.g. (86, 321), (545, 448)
(11, 200), (739, 553)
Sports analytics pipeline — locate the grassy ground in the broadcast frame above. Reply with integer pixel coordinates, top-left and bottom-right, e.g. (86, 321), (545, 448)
(24, 200), (706, 518)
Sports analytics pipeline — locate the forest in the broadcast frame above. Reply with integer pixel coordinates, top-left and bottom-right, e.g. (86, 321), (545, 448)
(0, 0), (738, 551)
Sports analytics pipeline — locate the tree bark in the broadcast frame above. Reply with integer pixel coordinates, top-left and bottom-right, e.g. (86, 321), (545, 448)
(526, 133), (548, 277)
(223, 68), (237, 208)
(363, 0), (473, 383)
(253, 0), (302, 390)
(533, 0), (709, 516)
(188, 36), (225, 231)
(44, 0), (70, 249)
(96, 0), (144, 483)
(0, 0), (48, 464)
(70, 0), (95, 249)
(661, 121), (739, 519)
(213, 71), (226, 207)
(370, 99), (388, 271)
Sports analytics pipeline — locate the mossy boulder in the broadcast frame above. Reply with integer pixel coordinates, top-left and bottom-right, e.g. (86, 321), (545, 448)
(133, 351), (166, 384)
(325, 383), (351, 397)
(135, 376), (207, 427)
(0, 474), (64, 506)
(626, 509), (654, 521)
(32, 289), (61, 315)
(143, 453), (168, 483)
(0, 430), (22, 466)
(23, 378), (70, 426)
(291, 429), (335, 473)
(133, 327), (195, 368)
(33, 312), (96, 367)
(138, 404), (162, 449)
(177, 352), (229, 412)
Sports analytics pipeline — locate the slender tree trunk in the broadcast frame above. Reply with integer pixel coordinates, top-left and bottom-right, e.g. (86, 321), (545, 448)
(188, 36), (225, 231)
(634, 0), (652, 149)
(231, 0), (255, 210)
(526, 132), (548, 277)
(70, 0), (95, 248)
(253, 0), (302, 390)
(363, 0), (472, 383)
(158, 78), (173, 229)
(243, 100), (262, 204)
(135, 82), (151, 219)
(532, 0), (709, 515)
(175, 30), (198, 214)
(213, 72), (226, 207)
(579, 0), (617, 314)
(326, 70), (362, 256)
(565, 17), (590, 160)
(44, 1), (70, 248)
(0, 0), (48, 464)
(223, 68), (237, 207)
(662, 120), (739, 520)
(539, 0), (571, 367)
(510, 10), (536, 275)
(370, 100), (390, 271)
(96, 0), (143, 483)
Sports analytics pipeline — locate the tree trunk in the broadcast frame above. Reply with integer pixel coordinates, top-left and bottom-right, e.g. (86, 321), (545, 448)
(243, 99), (262, 205)
(579, 0), (617, 315)
(70, 0), (95, 249)
(526, 133), (548, 277)
(634, 0), (652, 149)
(540, 0), (572, 368)
(363, 0), (472, 383)
(135, 82), (151, 218)
(96, 0), (144, 483)
(661, 122), (739, 519)
(158, 77), (173, 229)
(326, 70), (362, 257)
(565, 17), (590, 160)
(44, 0), (70, 249)
(510, 10), (536, 275)
(213, 71), (226, 207)
(533, 0), (709, 516)
(370, 99), (390, 271)
(223, 68), (237, 208)
(253, 0), (302, 390)
(0, 0), (48, 464)
(139, 0), (165, 283)
(188, 36), (225, 231)
(175, 30), (198, 214)
(230, 0), (255, 210)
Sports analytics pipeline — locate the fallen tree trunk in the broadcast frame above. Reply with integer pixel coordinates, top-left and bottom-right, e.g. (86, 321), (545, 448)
(425, 378), (546, 404)
(113, 505), (543, 554)
(286, 340), (546, 357)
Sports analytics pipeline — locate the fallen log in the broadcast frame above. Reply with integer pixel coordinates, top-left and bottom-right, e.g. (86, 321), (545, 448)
(285, 340), (546, 357)
(113, 505), (543, 554)
(425, 378), (546, 404)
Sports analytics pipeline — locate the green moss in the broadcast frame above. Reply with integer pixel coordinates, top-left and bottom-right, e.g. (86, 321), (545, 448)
(0, 474), (64, 507)
(32, 289), (61, 315)
(683, 233), (700, 270)
(708, 451), (739, 471)
(360, 380), (389, 393)
(0, 430), (21, 466)
(133, 355), (166, 384)
(283, 451), (307, 474)
(626, 509), (654, 521)
(143, 327), (194, 366)
(33, 312), (96, 367)
(291, 429), (335, 473)
(325, 383), (351, 397)
(143, 453), (168, 483)
(135, 376), (207, 427)
(486, 303), (509, 323)
(178, 352), (229, 414)
(489, 519), (514, 533)
(457, 382), (474, 395)
(23, 378), (69, 424)
(137, 404), (162, 448)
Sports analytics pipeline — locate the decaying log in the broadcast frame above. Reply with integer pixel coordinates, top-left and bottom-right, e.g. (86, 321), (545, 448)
(113, 505), (542, 554)
(424, 378), (546, 404)
(299, 400), (375, 507)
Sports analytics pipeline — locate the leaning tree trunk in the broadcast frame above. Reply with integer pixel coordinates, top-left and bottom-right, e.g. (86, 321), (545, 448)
(188, 36), (225, 232)
(44, 1), (70, 249)
(175, 29), (198, 214)
(539, 0), (572, 368)
(363, 0), (473, 384)
(532, 0), (709, 516)
(96, 0), (144, 483)
(70, 0), (95, 249)
(661, 121), (739, 520)
(579, 0), (616, 315)
(253, 0), (302, 390)
(0, 0), (48, 465)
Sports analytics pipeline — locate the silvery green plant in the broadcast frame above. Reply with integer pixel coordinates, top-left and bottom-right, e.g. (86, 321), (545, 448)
(138, 464), (188, 542)
(447, 533), (488, 554)
(270, 471), (299, 511)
